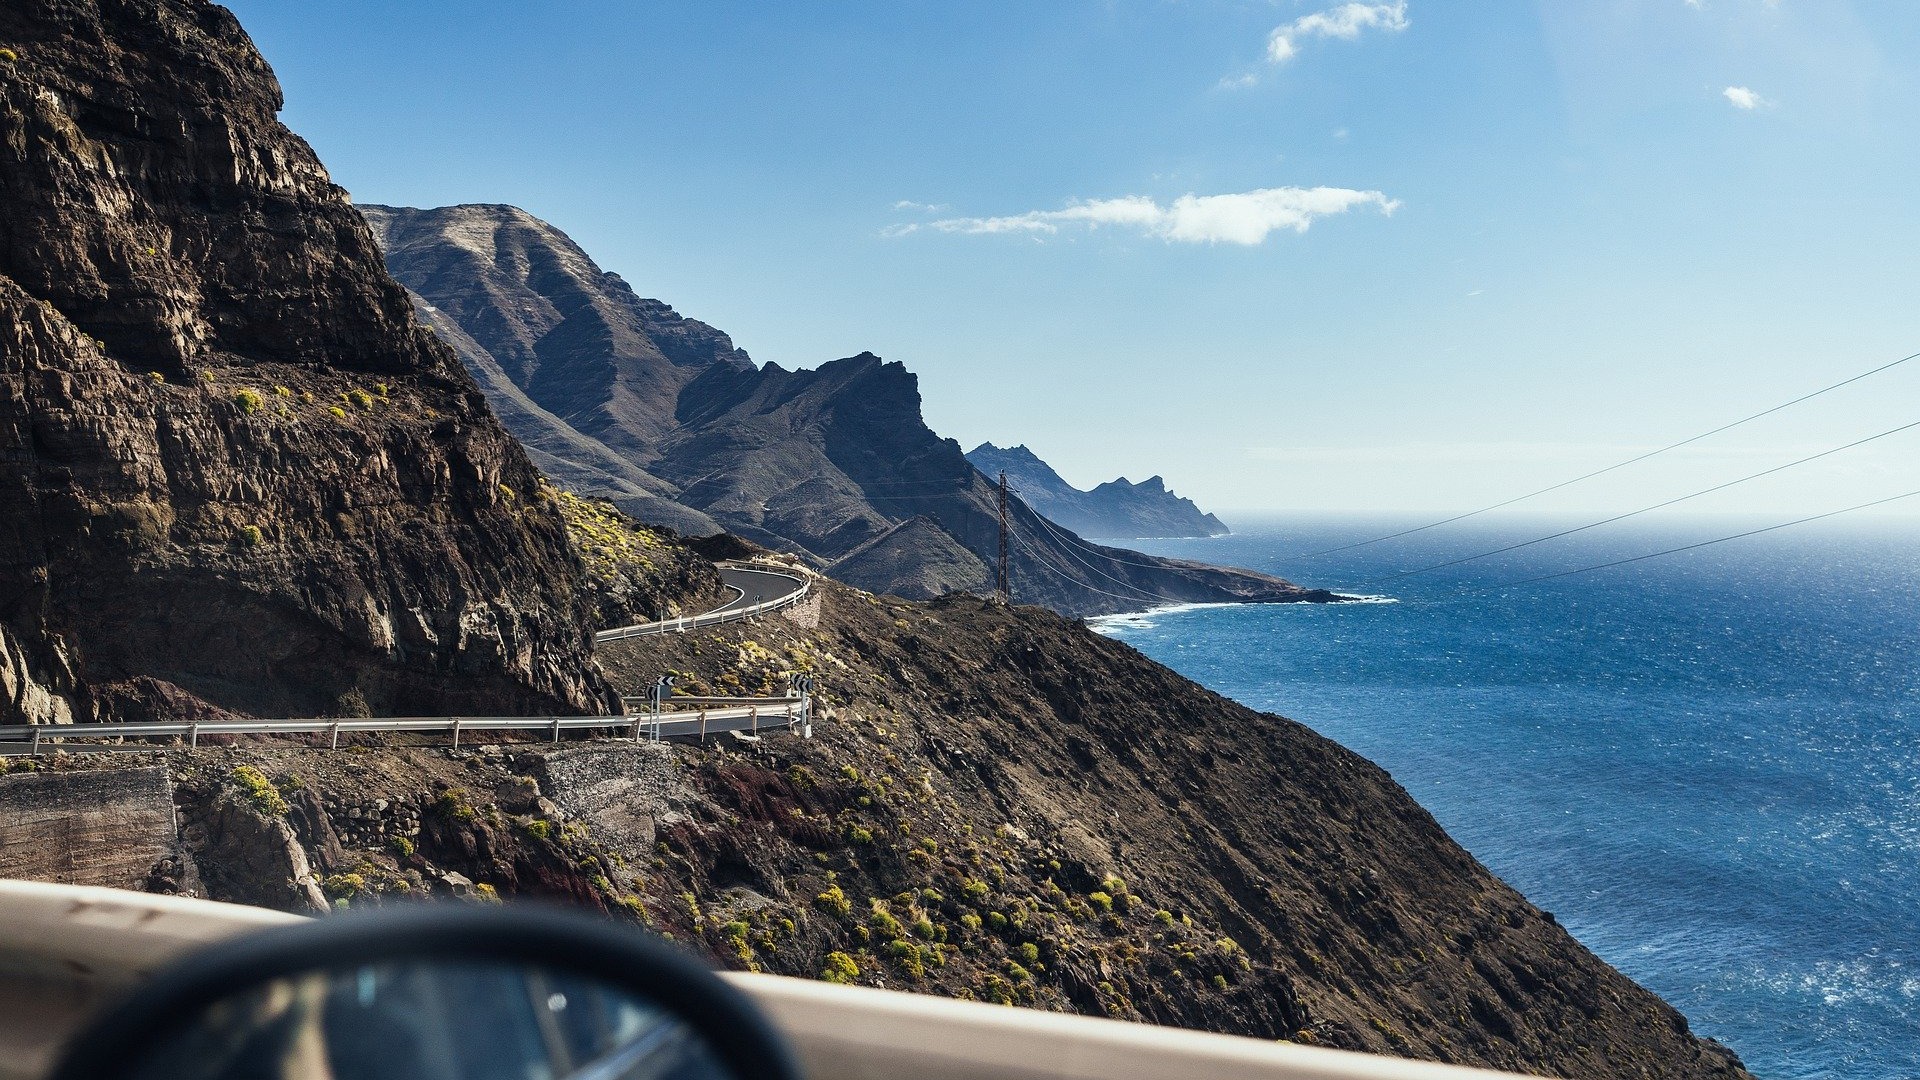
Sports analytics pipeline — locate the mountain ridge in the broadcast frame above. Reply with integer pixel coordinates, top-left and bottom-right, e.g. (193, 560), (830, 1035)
(363, 203), (1326, 617)
(968, 441), (1230, 539)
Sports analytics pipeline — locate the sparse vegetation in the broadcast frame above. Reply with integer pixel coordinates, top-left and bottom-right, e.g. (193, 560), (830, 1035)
(229, 765), (288, 817)
(237, 524), (263, 547)
(231, 387), (263, 414)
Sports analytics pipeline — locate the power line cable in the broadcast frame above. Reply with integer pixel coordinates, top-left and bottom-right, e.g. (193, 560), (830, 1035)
(1488, 488), (1920, 589)
(1355, 416), (1920, 589)
(1018, 512), (1193, 605)
(1006, 528), (1190, 607)
(1297, 348), (1920, 559)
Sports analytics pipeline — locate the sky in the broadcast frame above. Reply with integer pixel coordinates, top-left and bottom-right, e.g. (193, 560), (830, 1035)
(223, 0), (1920, 518)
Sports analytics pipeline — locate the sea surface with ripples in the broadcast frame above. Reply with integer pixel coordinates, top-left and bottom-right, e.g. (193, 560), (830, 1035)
(1091, 515), (1918, 1080)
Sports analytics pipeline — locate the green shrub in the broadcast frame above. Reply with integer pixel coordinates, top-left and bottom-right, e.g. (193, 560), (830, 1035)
(1088, 891), (1114, 913)
(821, 951), (860, 984)
(327, 405), (347, 420)
(722, 920), (751, 941)
(434, 788), (476, 822)
(322, 873), (366, 900)
(959, 913), (982, 932)
(986, 911), (1008, 930)
(962, 878), (991, 902)
(786, 764), (817, 790)
(388, 836), (415, 858)
(148, 371), (165, 383)
(521, 818), (553, 840)
(230, 765), (288, 817)
(1004, 960), (1032, 983)
(231, 387), (263, 414)
(1213, 974), (1230, 991)
(0, 48), (18, 64)
(616, 895), (649, 920)
(846, 824), (873, 844)
(868, 903), (902, 939)
(885, 939), (926, 979)
(346, 388), (375, 409)
(910, 916), (937, 940)
(1154, 909), (1175, 926)
(814, 885), (851, 917)
(273, 385), (292, 398)
(1014, 942), (1040, 965)
(474, 883), (501, 904)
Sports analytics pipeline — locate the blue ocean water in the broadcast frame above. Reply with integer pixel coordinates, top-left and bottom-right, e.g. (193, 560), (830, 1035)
(1090, 516), (1918, 1080)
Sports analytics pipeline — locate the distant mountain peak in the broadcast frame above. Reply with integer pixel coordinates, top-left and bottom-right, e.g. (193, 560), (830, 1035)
(969, 445), (1228, 539)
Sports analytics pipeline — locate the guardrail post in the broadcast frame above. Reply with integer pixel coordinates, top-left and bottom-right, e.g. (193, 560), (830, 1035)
(630, 714), (642, 742)
(550, 717), (562, 743)
(188, 723), (198, 749)
(330, 721), (341, 750)
(30, 726), (40, 756)
(751, 705), (759, 736)
(699, 709), (707, 743)
(451, 718), (461, 749)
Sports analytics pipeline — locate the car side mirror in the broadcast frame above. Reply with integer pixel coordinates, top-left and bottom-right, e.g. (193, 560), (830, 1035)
(49, 904), (801, 1080)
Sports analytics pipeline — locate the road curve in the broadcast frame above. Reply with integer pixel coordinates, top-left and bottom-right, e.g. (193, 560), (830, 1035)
(595, 562), (810, 643)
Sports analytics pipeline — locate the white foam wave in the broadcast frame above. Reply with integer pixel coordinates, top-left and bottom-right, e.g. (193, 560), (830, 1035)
(1089, 594), (1399, 634)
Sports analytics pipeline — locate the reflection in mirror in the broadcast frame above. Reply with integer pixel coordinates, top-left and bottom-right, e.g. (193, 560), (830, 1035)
(123, 959), (734, 1080)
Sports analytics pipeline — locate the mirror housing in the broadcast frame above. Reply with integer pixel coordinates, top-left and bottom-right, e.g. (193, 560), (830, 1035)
(50, 903), (800, 1080)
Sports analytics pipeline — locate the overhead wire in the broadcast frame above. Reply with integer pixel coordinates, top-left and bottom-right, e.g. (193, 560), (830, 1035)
(1353, 416), (1920, 590)
(1487, 488), (1920, 589)
(1294, 348), (1920, 559)
(1019, 509), (1198, 605)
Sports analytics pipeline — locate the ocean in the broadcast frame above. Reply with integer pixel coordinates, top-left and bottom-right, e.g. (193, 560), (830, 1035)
(1089, 515), (1918, 1080)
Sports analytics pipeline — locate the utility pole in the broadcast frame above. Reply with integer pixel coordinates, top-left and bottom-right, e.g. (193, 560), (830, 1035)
(996, 470), (1011, 604)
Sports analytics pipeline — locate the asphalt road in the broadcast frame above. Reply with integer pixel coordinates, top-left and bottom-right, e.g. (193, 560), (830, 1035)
(711, 566), (808, 614)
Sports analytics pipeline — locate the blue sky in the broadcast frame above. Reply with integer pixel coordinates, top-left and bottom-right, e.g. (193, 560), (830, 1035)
(226, 1), (1920, 517)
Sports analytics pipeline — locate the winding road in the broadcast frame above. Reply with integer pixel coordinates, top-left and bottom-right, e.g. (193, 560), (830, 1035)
(595, 562), (811, 643)
(1, 562), (818, 756)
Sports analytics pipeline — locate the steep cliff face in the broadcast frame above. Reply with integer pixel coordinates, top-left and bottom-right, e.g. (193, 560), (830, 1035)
(968, 442), (1230, 539)
(363, 204), (1326, 617)
(0, 0), (610, 722)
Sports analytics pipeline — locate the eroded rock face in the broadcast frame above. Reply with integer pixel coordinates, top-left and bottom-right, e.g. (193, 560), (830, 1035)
(0, 0), (611, 721)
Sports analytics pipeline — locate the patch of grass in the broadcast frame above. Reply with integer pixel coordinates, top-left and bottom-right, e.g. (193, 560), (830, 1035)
(322, 873), (366, 900)
(1089, 891), (1113, 913)
(521, 818), (553, 840)
(236, 524), (263, 547)
(273, 385), (292, 398)
(885, 939), (926, 979)
(231, 387), (264, 414)
(0, 48), (18, 64)
(229, 765), (288, 817)
(327, 405), (347, 420)
(814, 885), (851, 917)
(434, 788), (476, 822)
(345, 388), (375, 409)
(388, 836), (415, 858)
(821, 951), (860, 984)
(147, 371), (165, 383)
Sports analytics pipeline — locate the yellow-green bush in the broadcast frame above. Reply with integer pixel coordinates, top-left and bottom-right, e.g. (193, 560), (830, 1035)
(230, 765), (288, 817)
(814, 885), (851, 917)
(821, 951), (860, 984)
(231, 387), (264, 414)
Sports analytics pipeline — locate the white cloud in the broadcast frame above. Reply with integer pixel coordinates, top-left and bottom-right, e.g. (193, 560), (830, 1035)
(886, 186), (1401, 246)
(1215, 71), (1261, 91)
(891, 200), (950, 213)
(1722, 85), (1766, 109)
(1268, 2), (1410, 65)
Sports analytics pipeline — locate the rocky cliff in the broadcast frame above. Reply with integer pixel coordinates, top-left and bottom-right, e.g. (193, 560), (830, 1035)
(0, 0), (611, 722)
(361, 204), (1324, 617)
(968, 442), (1230, 539)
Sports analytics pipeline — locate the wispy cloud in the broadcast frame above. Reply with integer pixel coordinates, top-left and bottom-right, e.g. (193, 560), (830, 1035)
(1268, 2), (1410, 65)
(891, 199), (950, 213)
(1722, 85), (1768, 109)
(885, 186), (1402, 246)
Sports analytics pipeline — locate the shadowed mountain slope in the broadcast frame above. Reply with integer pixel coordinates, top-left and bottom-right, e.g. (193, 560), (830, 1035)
(0, 0), (611, 722)
(363, 204), (1325, 617)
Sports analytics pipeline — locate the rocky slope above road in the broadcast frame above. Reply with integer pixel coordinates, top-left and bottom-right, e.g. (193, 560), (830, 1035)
(5, 568), (1750, 1079)
(0, 0), (611, 722)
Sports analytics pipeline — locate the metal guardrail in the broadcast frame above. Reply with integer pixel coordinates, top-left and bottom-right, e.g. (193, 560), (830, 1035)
(594, 562), (811, 643)
(0, 701), (805, 756)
